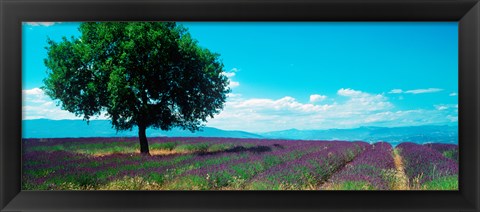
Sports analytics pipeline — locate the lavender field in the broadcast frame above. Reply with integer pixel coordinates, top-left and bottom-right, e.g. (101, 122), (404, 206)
(22, 137), (458, 190)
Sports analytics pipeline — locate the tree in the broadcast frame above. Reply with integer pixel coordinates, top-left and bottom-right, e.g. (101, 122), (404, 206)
(42, 22), (230, 155)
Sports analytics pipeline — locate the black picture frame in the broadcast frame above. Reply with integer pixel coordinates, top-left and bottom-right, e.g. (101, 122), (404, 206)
(1, 0), (479, 211)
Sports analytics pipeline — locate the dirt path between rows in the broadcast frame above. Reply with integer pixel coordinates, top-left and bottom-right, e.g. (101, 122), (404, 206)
(392, 150), (409, 190)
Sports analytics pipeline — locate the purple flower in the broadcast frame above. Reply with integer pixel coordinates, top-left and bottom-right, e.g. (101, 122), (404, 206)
(397, 142), (458, 184)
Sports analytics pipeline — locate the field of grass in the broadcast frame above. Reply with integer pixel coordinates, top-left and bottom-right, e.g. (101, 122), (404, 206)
(22, 137), (458, 190)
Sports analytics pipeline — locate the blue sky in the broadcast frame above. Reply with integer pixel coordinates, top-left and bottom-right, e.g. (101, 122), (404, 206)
(22, 22), (458, 132)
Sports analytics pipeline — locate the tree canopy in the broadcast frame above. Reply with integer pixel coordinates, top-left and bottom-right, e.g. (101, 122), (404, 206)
(43, 22), (230, 154)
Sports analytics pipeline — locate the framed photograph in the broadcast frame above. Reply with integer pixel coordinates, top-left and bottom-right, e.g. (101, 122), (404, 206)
(1, 0), (479, 211)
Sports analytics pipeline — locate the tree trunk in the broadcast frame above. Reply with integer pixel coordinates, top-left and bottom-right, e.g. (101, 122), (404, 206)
(138, 124), (150, 155)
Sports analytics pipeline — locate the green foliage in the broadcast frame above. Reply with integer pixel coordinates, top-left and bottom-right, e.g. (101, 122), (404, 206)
(334, 181), (375, 190)
(150, 142), (177, 151)
(263, 155), (282, 167)
(100, 176), (155, 190)
(344, 149), (356, 160)
(248, 181), (276, 190)
(174, 143), (210, 152)
(24, 168), (55, 178)
(26, 142), (138, 155)
(442, 150), (458, 161)
(147, 173), (166, 185)
(422, 175), (458, 190)
(43, 22), (230, 153)
(207, 143), (235, 152)
(380, 168), (398, 189)
(42, 173), (101, 190)
(166, 175), (210, 190)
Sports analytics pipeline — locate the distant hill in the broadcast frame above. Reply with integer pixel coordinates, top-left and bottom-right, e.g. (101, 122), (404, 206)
(23, 119), (458, 145)
(260, 125), (458, 145)
(22, 119), (263, 139)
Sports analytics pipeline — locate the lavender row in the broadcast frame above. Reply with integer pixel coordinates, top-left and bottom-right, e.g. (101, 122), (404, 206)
(108, 139), (315, 184)
(424, 143), (458, 161)
(23, 137), (299, 173)
(172, 141), (330, 189)
(248, 141), (368, 190)
(23, 139), (316, 189)
(326, 142), (395, 190)
(396, 142), (458, 185)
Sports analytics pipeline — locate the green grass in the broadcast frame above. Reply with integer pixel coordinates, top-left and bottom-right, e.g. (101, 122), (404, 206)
(422, 175), (458, 190)
(248, 181), (279, 190)
(167, 154), (243, 178)
(164, 175), (210, 190)
(24, 168), (55, 178)
(174, 143), (210, 152)
(150, 142), (177, 151)
(26, 142), (139, 155)
(334, 181), (375, 190)
(207, 143), (235, 152)
(442, 150), (458, 161)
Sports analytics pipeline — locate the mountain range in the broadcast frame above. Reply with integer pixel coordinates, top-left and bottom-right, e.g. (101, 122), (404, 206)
(260, 125), (458, 145)
(23, 119), (457, 145)
(22, 119), (263, 139)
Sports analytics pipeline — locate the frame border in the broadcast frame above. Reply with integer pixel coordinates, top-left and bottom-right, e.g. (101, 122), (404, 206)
(1, 0), (479, 211)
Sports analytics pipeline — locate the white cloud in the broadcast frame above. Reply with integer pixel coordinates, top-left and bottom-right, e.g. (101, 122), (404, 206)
(336, 88), (393, 112)
(24, 22), (60, 27)
(449, 92), (457, 96)
(22, 88), (107, 120)
(337, 88), (364, 97)
(206, 87), (457, 132)
(222, 68), (240, 89)
(207, 88), (399, 132)
(388, 88), (443, 94)
(434, 104), (458, 112)
(222, 72), (235, 78)
(310, 94), (327, 103)
(206, 96), (334, 132)
(23, 88), (48, 104)
(22, 87), (43, 95)
(226, 93), (242, 98)
(229, 81), (240, 88)
(435, 105), (448, 111)
(389, 89), (403, 94)
(233, 96), (332, 113)
(404, 88), (443, 94)
(447, 115), (458, 122)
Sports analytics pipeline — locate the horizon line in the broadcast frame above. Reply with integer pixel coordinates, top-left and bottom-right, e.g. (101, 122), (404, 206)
(23, 118), (459, 133)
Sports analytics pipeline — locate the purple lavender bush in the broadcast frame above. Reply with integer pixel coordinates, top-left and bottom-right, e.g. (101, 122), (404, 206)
(396, 142), (458, 186)
(424, 143), (458, 162)
(326, 142), (395, 190)
(247, 141), (367, 190)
